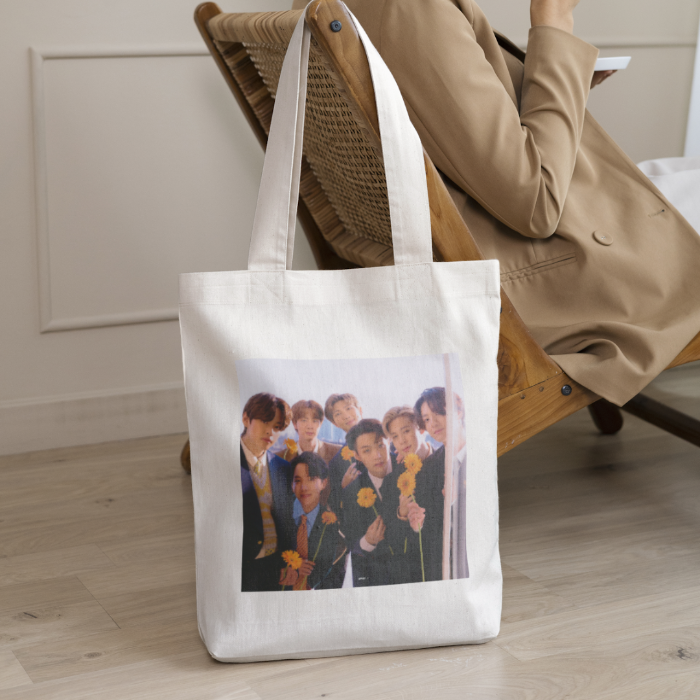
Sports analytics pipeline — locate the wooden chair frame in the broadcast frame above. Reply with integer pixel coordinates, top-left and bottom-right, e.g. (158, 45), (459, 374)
(181, 0), (700, 472)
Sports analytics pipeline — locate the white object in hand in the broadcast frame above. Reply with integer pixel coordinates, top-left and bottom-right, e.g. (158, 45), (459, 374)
(594, 56), (631, 71)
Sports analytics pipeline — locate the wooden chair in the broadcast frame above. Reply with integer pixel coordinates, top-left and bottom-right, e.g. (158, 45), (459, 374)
(181, 0), (700, 473)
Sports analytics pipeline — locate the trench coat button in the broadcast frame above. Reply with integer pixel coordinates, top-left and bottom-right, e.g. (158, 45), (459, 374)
(593, 230), (613, 246)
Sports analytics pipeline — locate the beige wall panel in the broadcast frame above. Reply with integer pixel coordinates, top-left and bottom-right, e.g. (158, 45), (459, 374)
(477, 0), (699, 162)
(0, 0), (312, 406)
(40, 52), (263, 329)
(478, 0), (700, 46)
(587, 46), (696, 163)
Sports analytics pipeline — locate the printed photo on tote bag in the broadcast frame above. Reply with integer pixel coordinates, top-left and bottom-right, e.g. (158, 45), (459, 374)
(180, 2), (502, 661)
(235, 353), (468, 593)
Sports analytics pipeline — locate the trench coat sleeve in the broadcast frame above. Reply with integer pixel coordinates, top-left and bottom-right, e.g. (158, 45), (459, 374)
(367, 0), (598, 239)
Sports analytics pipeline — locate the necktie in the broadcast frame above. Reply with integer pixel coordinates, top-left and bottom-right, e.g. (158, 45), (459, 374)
(293, 515), (309, 590)
(253, 459), (263, 478)
(297, 515), (308, 559)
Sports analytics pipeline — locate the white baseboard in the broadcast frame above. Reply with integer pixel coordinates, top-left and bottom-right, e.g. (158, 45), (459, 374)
(0, 382), (188, 456)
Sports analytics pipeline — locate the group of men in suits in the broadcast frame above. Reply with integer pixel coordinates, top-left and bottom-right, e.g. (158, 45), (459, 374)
(239, 388), (468, 592)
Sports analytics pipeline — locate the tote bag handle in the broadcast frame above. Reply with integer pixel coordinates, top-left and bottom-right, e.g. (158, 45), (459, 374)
(247, 5), (433, 271)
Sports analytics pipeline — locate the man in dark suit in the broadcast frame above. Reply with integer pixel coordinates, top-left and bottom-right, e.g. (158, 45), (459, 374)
(239, 392), (294, 592)
(341, 419), (409, 587)
(278, 452), (347, 590)
(275, 399), (342, 464)
(324, 393), (364, 514)
(394, 387), (468, 582)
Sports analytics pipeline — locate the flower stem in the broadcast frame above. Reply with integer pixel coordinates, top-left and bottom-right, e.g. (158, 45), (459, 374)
(419, 526), (425, 582)
(312, 524), (327, 563)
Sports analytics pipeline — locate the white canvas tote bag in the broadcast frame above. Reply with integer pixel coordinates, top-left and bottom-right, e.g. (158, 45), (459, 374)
(180, 6), (502, 662)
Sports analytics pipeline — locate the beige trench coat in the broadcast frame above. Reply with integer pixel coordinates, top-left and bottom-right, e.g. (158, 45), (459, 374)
(292, 0), (700, 406)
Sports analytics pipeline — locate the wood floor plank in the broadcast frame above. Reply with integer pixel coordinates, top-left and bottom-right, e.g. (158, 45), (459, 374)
(0, 545), (114, 587)
(496, 587), (700, 661)
(98, 582), (196, 629)
(343, 626), (700, 700)
(1, 600), (118, 651)
(12, 620), (204, 682)
(247, 642), (518, 700)
(500, 508), (690, 557)
(0, 650), (306, 700)
(0, 480), (193, 531)
(502, 523), (699, 582)
(0, 511), (194, 559)
(500, 565), (576, 624)
(0, 434), (187, 475)
(0, 577), (94, 614)
(0, 650), (32, 691)
(98, 532), (194, 565)
(589, 670), (700, 700)
(78, 555), (194, 599)
(542, 549), (700, 608)
(498, 451), (700, 519)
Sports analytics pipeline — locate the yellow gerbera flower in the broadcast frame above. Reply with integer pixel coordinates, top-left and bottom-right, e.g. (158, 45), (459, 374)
(321, 511), (338, 525)
(281, 550), (303, 570)
(285, 438), (298, 455)
(356, 487), (377, 509)
(397, 470), (416, 498)
(403, 453), (423, 475)
(341, 445), (354, 461)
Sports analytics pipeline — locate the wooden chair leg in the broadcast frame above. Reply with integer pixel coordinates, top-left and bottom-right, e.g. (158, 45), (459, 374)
(621, 393), (700, 448)
(588, 399), (624, 435)
(181, 439), (191, 474)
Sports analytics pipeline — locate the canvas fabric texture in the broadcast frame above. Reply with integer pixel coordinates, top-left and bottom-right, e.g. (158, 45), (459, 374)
(180, 7), (501, 662)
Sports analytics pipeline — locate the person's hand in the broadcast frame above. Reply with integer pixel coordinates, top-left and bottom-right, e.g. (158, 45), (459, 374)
(279, 567), (298, 586)
(298, 559), (315, 578)
(365, 515), (386, 546)
(591, 69), (616, 88)
(530, 0), (580, 33)
(398, 494), (412, 519)
(341, 463), (361, 489)
(406, 501), (426, 533)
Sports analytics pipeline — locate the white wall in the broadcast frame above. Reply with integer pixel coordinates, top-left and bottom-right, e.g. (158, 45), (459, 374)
(2, 0), (698, 455)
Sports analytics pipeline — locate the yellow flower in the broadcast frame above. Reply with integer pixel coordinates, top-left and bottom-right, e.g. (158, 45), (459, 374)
(403, 453), (423, 475)
(321, 511), (338, 525)
(285, 438), (298, 455)
(282, 550), (303, 570)
(357, 487), (377, 509)
(341, 445), (354, 462)
(397, 470), (416, 498)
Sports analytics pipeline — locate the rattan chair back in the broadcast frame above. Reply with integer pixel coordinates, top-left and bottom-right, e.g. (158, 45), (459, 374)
(208, 9), (394, 267)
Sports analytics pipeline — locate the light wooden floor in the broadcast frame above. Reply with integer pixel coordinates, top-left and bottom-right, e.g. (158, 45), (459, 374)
(2, 367), (700, 699)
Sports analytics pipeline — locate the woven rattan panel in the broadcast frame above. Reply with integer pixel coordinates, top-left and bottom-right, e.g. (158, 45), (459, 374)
(244, 40), (394, 251)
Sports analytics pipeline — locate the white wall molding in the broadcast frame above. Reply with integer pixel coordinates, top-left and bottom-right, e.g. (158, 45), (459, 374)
(31, 46), (207, 334)
(0, 381), (187, 456)
(43, 308), (179, 333)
